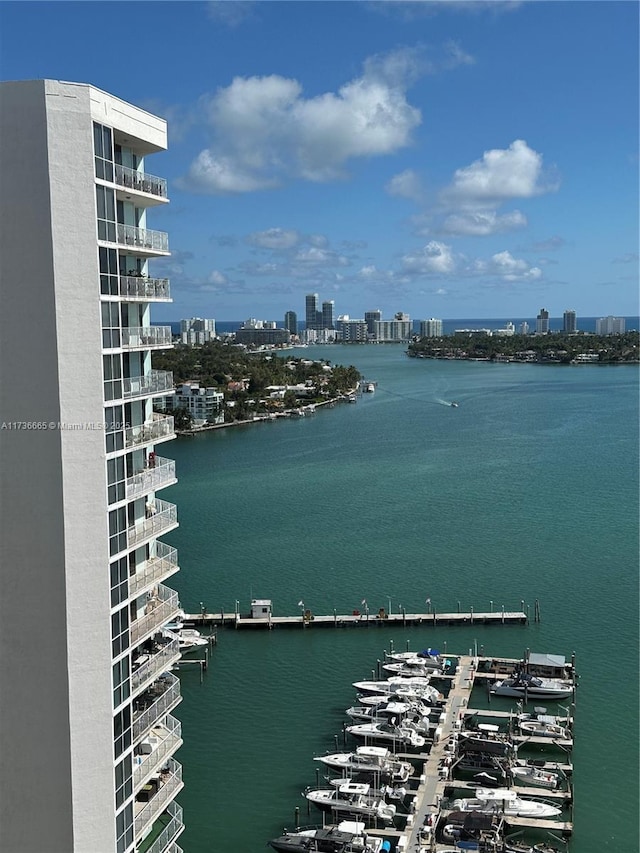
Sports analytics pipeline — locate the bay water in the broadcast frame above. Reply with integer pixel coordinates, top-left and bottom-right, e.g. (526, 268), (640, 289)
(161, 346), (638, 852)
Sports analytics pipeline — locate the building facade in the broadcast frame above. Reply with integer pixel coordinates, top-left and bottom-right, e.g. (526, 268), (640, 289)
(375, 315), (412, 342)
(180, 317), (216, 345)
(0, 80), (184, 853)
(322, 300), (335, 330)
(596, 315), (625, 335)
(563, 310), (577, 334)
(536, 308), (550, 334)
(305, 293), (320, 330)
(364, 310), (382, 337)
(284, 310), (298, 335)
(166, 383), (224, 427)
(339, 319), (369, 342)
(420, 318), (443, 338)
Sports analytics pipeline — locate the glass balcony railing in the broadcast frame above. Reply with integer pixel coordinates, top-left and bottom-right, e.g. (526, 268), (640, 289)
(126, 456), (176, 500)
(138, 802), (184, 853)
(122, 327), (172, 349)
(131, 637), (181, 694)
(133, 673), (181, 741)
(134, 758), (183, 836)
(115, 164), (168, 199)
(129, 543), (179, 597)
(127, 499), (178, 549)
(117, 223), (169, 254)
(123, 371), (174, 401)
(119, 276), (171, 301)
(125, 414), (175, 449)
(133, 715), (183, 789)
(130, 585), (180, 645)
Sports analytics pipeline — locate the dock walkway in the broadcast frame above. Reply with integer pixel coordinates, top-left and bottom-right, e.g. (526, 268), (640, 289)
(183, 610), (528, 629)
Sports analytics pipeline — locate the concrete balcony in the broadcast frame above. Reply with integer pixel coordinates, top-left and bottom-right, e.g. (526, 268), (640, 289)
(121, 326), (173, 350)
(133, 673), (181, 741)
(125, 414), (175, 449)
(131, 637), (181, 695)
(123, 371), (174, 402)
(130, 585), (180, 646)
(129, 543), (179, 597)
(137, 802), (184, 853)
(117, 223), (169, 255)
(126, 456), (176, 500)
(133, 714), (183, 790)
(115, 164), (168, 200)
(134, 758), (183, 837)
(119, 275), (171, 302)
(128, 499), (178, 549)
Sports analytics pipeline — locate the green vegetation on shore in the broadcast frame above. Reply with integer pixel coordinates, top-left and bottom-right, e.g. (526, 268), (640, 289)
(407, 332), (639, 363)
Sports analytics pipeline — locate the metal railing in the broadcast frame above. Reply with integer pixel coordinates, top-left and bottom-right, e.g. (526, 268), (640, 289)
(130, 585), (180, 645)
(121, 327), (172, 349)
(114, 164), (168, 199)
(143, 802), (184, 853)
(127, 499), (178, 549)
(134, 758), (183, 836)
(129, 543), (179, 597)
(117, 223), (169, 253)
(133, 714), (182, 788)
(123, 371), (174, 401)
(133, 673), (181, 740)
(125, 414), (175, 449)
(131, 638), (180, 694)
(119, 276), (171, 301)
(126, 456), (176, 500)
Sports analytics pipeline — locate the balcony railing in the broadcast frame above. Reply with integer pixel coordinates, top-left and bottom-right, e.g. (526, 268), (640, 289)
(125, 414), (175, 449)
(126, 456), (176, 501)
(115, 164), (168, 199)
(122, 327), (173, 349)
(134, 758), (183, 836)
(133, 715), (183, 789)
(130, 585), (180, 645)
(133, 673), (181, 741)
(130, 543), (179, 597)
(142, 802), (184, 853)
(128, 499), (178, 549)
(123, 371), (174, 401)
(117, 223), (169, 254)
(119, 275), (171, 301)
(131, 637), (181, 694)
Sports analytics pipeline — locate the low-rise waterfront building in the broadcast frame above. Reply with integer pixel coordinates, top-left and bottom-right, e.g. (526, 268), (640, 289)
(166, 382), (224, 426)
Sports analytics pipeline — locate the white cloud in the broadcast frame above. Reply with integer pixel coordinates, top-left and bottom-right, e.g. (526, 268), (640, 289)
(443, 139), (557, 207)
(401, 241), (457, 275)
(292, 247), (350, 267)
(207, 1), (255, 27)
(208, 269), (229, 285)
(386, 169), (425, 203)
(179, 49), (422, 193)
(441, 209), (527, 236)
(246, 228), (300, 250)
(473, 250), (542, 281)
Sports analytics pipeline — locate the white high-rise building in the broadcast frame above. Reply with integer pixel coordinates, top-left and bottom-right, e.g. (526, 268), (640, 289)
(420, 318), (443, 338)
(0, 80), (184, 853)
(596, 315), (625, 335)
(180, 317), (216, 345)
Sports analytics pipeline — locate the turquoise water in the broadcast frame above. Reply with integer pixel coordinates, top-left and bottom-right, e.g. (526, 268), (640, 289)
(161, 347), (638, 852)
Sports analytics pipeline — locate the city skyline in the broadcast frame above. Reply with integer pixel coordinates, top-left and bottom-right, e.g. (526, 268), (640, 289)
(1, 2), (637, 320)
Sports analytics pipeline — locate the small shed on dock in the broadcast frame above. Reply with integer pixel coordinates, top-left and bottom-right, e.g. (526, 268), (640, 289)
(526, 653), (566, 678)
(250, 599), (272, 619)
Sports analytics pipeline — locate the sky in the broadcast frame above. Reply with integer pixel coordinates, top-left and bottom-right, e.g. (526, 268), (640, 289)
(1, 1), (638, 322)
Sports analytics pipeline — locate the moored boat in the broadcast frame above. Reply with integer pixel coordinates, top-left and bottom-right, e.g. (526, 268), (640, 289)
(451, 788), (561, 818)
(346, 721), (426, 748)
(304, 782), (397, 823)
(510, 763), (559, 789)
(314, 746), (413, 784)
(490, 673), (573, 700)
(518, 714), (571, 740)
(269, 819), (388, 852)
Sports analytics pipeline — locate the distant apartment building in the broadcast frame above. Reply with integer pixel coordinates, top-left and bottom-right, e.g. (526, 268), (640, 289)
(519, 321), (530, 335)
(563, 310), (577, 334)
(284, 310), (298, 335)
(596, 315), (625, 335)
(322, 300), (335, 330)
(235, 319), (289, 346)
(454, 328), (491, 337)
(0, 80), (184, 853)
(339, 318), (369, 342)
(180, 317), (216, 345)
(493, 322), (516, 337)
(364, 310), (382, 337)
(536, 308), (550, 334)
(375, 313), (412, 342)
(166, 382), (224, 427)
(420, 318), (443, 338)
(305, 293), (321, 330)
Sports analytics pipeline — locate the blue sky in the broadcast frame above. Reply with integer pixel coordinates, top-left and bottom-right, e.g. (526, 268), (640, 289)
(1, 1), (638, 322)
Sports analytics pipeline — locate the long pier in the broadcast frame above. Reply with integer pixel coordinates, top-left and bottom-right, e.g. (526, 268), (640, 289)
(183, 609), (529, 629)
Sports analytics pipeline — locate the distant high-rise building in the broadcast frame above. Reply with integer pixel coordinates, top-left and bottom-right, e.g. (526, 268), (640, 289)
(364, 310), (382, 336)
(536, 308), (550, 334)
(420, 318), (443, 338)
(305, 293), (319, 330)
(375, 316), (412, 342)
(340, 319), (368, 342)
(180, 317), (216, 345)
(563, 310), (577, 334)
(322, 300), (335, 330)
(596, 316), (625, 335)
(284, 311), (297, 335)
(519, 321), (530, 335)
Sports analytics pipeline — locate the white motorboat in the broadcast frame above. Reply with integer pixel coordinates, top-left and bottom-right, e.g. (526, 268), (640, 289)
(510, 764), (560, 789)
(327, 777), (408, 802)
(382, 660), (437, 677)
(346, 721), (426, 748)
(304, 782), (397, 823)
(386, 648), (441, 668)
(314, 746), (413, 783)
(490, 673), (573, 700)
(164, 627), (208, 651)
(269, 819), (387, 852)
(518, 714), (571, 740)
(353, 677), (433, 695)
(452, 788), (561, 818)
(346, 699), (435, 726)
